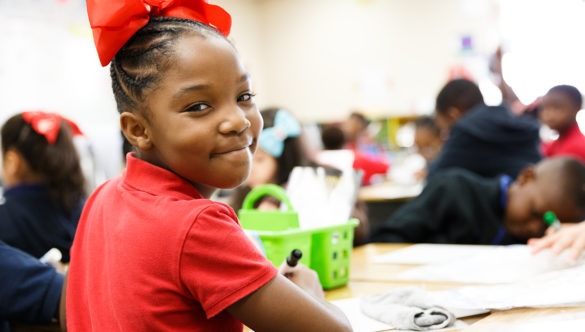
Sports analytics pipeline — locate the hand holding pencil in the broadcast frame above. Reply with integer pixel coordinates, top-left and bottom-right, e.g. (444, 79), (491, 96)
(279, 249), (325, 300)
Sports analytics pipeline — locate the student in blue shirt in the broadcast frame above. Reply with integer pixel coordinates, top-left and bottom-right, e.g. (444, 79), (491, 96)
(371, 157), (585, 245)
(0, 112), (86, 262)
(428, 78), (542, 179)
(0, 240), (64, 332)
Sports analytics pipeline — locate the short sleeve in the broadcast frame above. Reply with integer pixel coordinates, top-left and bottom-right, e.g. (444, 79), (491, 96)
(179, 204), (277, 318)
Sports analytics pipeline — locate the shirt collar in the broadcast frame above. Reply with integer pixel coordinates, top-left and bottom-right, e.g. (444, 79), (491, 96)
(123, 153), (203, 201)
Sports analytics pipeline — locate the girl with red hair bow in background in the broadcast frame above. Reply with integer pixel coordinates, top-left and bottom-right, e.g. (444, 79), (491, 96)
(66, 1), (351, 331)
(0, 111), (86, 263)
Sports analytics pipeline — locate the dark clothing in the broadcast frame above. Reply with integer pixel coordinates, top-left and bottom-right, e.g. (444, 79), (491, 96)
(428, 104), (542, 179)
(0, 240), (63, 331)
(370, 168), (516, 245)
(0, 185), (83, 262)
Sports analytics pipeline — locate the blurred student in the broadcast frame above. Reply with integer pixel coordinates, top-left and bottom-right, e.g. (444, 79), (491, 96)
(411, 116), (443, 180)
(529, 221), (585, 261)
(0, 111), (86, 262)
(0, 240), (65, 332)
(342, 111), (386, 157)
(320, 124), (390, 186)
(370, 157), (585, 245)
(428, 78), (542, 179)
(67, 1), (350, 331)
(539, 85), (585, 163)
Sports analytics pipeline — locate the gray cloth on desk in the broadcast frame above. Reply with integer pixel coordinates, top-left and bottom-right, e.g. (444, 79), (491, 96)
(360, 287), (455, 331)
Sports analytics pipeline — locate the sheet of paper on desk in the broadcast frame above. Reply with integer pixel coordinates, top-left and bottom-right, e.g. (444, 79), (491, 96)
(431, 262), (585, 311)
(392, 245), (583, 284)
(332, 298), (469, 332)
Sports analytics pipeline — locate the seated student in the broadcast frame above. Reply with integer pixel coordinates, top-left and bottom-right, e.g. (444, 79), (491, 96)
(428, 79), (542, 179)
(341, 111), (386, 158)
(539, 84), (585, 163)
(0, 240), (64, 332)
(370, 157), (585, 245)
(68, 2), (350, 331)
(412, 116), (443, 180)
(529, 221), (585, 261)
(0, 111), (86, 262)
(319, 124), (390, 186)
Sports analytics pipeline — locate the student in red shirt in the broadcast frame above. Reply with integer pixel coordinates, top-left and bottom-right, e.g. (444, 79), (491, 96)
(540, 84), (585, 163)
(66, 1), (351, 331)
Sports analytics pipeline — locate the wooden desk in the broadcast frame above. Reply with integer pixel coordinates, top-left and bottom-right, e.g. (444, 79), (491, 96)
(330, 243), (585, 331)
(358, 182), (422, 203)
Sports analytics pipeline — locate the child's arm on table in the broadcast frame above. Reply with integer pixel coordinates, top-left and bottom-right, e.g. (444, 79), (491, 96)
(529, 221), (585, 261)
(227, 264), (351, 332)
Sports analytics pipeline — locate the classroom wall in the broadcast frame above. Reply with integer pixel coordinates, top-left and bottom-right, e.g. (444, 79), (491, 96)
(216, 0), (499, 123)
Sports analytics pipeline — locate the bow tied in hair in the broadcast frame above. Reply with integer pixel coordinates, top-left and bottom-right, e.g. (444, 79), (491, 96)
(86, 0), (232, 66)
(22, 111), (84, 144)
(259, 110), (302, 158)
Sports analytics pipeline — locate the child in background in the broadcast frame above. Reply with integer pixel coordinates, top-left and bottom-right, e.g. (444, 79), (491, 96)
(0, 111), (86, 262)
(0, 240), (65, 331)
(319, 124), (389, 186)
(412, 116), (443, 180)
(370, 157), (585, 245)
(413, 116), (443, 165)
(539, 84), (585, 163)
(429, 78), (542, 179)
(67, 1), (350, 331)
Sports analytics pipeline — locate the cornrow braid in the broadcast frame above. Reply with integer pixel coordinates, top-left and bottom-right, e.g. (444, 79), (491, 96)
(110, 17), (225, 115)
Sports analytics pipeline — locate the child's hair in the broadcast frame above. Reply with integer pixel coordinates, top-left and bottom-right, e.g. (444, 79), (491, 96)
(110, 17), (226, 116)
(546, 85), (583, 111)
(261, 107), (309, 185)
(349, 112), (370, 129)
(555, 157), (585, 218)
(1, 113), (85, 214)
(435, 79), (484, 114)
(321, 124), (345, 150)
(413, 115), (441, 137)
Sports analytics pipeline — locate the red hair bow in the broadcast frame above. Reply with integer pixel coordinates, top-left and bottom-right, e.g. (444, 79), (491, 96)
(87, 0), (232, 66)
(22, 111), (84, 144)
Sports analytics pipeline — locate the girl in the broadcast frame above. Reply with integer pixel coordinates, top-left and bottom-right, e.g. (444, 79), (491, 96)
(0, 111), (86, 262)
(67, 1), (351, 331)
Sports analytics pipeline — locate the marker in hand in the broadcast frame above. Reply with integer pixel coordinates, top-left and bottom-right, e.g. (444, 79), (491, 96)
(282, 249), (302, 278)
(543, 211), (561, 232)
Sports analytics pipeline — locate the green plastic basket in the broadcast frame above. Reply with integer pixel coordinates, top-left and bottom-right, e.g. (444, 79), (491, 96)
(238, 184), (358, 289)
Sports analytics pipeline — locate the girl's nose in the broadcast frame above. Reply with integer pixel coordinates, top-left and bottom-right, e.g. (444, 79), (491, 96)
(219, 108), (251, 135)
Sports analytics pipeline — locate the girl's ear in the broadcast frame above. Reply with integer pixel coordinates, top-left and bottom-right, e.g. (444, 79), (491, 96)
(2, 149), (33, 186)
(120, 112), (152, 151)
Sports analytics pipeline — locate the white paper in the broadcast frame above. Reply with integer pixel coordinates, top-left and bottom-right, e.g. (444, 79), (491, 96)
(392, 245), (583, 284)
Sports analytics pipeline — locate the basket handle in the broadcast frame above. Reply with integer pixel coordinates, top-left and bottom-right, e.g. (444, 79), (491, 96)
(241, 184), (295, 212)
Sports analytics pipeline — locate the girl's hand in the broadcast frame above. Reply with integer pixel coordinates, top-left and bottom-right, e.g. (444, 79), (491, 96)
(528, 222), (585, 261)
(278, 263), (325, 300)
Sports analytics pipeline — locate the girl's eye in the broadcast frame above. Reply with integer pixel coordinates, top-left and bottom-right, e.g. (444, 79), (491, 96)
(185, 103), (210, 113)
(238, 92), (256, 103)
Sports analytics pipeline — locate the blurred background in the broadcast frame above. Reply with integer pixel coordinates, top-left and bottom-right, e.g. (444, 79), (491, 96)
(0, 0), (584, 181)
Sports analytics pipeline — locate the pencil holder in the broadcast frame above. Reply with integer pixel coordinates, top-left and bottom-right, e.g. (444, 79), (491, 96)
(238, 184), (313, 267)
(238, 184), (359, 289)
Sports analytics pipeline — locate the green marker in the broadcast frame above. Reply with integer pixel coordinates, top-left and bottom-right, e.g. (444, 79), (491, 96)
(543, 211), (561, 231)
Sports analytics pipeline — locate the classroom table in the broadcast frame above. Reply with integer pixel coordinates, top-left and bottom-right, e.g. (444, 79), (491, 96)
(331, 243), (585, 331)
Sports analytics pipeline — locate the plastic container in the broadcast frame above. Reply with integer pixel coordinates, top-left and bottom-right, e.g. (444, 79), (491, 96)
(238, 184), (358, 289)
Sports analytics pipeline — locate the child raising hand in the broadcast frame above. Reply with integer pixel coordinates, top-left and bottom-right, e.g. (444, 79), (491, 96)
(66, 1), (351, 331)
